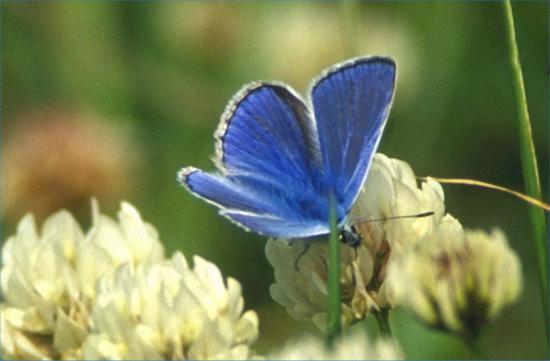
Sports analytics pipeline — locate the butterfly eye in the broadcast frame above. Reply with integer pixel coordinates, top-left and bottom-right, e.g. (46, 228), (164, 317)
(339, 226), (362, 248)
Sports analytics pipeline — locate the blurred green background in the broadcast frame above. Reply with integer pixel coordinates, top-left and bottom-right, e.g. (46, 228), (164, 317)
(1, 1), (548, 359)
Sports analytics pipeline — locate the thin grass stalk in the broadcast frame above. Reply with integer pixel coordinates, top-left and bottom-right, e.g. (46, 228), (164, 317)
(374, 309), (392, 338)
(502, 1), (548, 334)
(326, 194), (342, 347)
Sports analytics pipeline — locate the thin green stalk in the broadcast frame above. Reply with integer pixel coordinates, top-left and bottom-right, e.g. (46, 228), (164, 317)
(463, 337), (486, 360)
(502, 1), (548, 335)
(326, 194), (342, 347)
(374, 309), (393, 339)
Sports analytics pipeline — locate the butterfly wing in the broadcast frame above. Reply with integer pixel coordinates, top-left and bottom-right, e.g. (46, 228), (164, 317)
(310, 56), (396, 214)
(179, 83), (330, 237)
(216, 83), (322, 180)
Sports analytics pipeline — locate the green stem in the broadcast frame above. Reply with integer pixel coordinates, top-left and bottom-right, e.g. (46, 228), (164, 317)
(374, 309), (393, 338)
(326, 194), (342, 347)
(463, 337), (485, 360)
(502, 0), (548, 338)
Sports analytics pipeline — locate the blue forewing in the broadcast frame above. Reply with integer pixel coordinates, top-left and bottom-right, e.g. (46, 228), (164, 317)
(178, 56), (396, 238)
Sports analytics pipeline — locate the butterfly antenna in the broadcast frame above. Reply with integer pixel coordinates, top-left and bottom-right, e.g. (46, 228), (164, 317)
(350, 211), (434, 225)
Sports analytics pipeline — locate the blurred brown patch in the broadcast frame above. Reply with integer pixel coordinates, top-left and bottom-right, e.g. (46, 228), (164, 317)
(2, 108), (140, 222)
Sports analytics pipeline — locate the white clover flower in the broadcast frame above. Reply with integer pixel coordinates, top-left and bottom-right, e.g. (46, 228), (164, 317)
(2, 201), (258, 360)
(1, 201), (164, 359)
(267, 328), (401, 360)
(348, 154), (445, 258)
(1, 305), (54, 360)
(82, 252), (259, 360)
(266, 238), (372, 330)
(266, 153), (445, 330)
(76, 201), (165, 300)
(386, 217), (522, 338)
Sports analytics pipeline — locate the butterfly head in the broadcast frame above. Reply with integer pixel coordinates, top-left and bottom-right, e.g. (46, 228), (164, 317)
(339, 224), (362, 248)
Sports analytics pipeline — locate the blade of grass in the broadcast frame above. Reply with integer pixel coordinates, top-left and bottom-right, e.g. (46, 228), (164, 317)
(327, 194), (342, 347)
(502, 0), (548, 336)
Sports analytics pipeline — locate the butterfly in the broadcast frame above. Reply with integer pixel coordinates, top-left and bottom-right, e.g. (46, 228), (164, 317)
(178, 56), (396, 242)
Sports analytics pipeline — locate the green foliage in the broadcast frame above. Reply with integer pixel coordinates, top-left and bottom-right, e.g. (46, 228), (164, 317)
(503, 1), (548, 335)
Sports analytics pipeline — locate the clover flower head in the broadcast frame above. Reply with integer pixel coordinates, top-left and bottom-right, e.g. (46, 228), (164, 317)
(266, 153), (446, 330)
(350, 154), (445, 255)
(2, 201), (259, 360)
(1, 201), (164, 359)
(386, 216), (522, 338)
(83, 252), (259, 360)
(267, 328), (401, 360)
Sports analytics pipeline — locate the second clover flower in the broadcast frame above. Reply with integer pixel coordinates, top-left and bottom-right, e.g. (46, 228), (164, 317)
(266, 153), (522, 337)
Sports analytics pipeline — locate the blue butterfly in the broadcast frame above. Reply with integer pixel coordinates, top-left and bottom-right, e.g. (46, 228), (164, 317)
(178, 56), (396, 240)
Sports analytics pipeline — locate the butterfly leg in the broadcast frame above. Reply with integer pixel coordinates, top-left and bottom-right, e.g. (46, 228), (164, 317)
(294, 242), (311, 271)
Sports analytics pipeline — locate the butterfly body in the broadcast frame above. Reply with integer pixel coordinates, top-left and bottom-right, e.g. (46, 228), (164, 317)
(179, 56), (396, 239)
